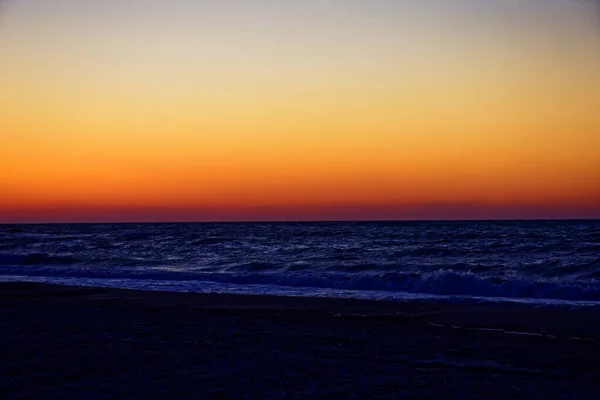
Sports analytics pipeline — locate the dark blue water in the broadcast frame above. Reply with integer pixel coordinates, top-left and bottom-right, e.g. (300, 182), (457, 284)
(1, 221), (599, 305)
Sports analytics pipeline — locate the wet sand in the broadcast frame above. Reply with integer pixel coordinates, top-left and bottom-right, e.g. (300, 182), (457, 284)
(2, 282), (600, 399)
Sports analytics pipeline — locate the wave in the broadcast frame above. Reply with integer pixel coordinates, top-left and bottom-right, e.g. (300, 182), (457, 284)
(191, 237), (232, 246)
(0, 253), (78, 266)
(197, 270), (600, 302)
(0, 252), (165, 268)
(1, 259), (599, 302)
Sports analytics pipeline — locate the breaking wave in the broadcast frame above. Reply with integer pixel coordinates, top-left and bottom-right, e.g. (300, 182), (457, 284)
(1, 259), (599, 303)
(2, 220), (599, 305)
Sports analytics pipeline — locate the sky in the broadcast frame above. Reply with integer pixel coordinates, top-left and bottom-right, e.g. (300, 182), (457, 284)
(0, 0), (599, 223)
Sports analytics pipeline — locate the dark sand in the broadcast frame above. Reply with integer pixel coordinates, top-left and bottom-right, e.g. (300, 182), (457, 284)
(2, 283), (600, 399)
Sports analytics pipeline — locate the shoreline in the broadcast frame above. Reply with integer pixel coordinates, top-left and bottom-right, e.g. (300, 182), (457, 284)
(3, 273), (600, 310)
(2, 282), (600, 398)
(3, 281), (600, 338)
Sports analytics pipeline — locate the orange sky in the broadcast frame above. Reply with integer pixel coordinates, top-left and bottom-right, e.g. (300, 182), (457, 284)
(1, 0), (599, 222)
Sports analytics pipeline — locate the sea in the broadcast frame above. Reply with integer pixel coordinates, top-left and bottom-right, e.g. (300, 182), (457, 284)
(1, 220), (599, 307)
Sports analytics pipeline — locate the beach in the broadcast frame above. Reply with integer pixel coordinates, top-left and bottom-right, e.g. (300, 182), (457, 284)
(2, 282), (600, 399)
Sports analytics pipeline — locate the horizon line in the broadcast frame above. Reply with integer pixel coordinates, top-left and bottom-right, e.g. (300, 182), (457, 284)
(2, 217), (599, 226)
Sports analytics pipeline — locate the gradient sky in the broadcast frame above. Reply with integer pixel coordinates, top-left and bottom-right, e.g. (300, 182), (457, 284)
(1, 0), (599, 222)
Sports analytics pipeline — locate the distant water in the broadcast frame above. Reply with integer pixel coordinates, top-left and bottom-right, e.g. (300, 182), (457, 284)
(1, 221), (599, 306)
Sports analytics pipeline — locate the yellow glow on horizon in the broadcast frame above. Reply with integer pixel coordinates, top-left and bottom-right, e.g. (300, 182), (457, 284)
(1, 0), (599, 221)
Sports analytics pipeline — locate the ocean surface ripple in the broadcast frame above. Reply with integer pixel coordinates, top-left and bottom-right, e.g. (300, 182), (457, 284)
(1, 221), (599, 306)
